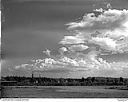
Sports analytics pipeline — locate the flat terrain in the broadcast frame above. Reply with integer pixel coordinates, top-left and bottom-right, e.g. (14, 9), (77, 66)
(1, 86), (128, 98)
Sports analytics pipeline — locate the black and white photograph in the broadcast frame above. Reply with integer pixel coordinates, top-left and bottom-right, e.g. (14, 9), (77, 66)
(1, 0), (128, 99)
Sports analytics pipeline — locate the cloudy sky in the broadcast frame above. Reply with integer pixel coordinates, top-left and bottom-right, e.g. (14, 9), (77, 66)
(1, 0), (128, 78)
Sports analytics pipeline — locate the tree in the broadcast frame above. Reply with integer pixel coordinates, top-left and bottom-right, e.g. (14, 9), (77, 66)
(120, 77), (123, 82)
(91, 77), (95, 83)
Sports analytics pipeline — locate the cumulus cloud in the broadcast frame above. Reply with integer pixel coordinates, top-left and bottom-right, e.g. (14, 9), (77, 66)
(87, 50), (101, 65)
(14, 8), (128, 77)
(67, 9), (128, 32)
(65, 8), (128, 54)
(14, 53), (128, 76)
(43, 49), (51, 56)
(91, 37), (117, 51)
(68, 44), (88, 52)
(59, 47), (68, 55)
(67, 9), (128, 41)
(15, 64), (33, 70)
(59, 35), (85, 45)
(107, 3), (112, 9)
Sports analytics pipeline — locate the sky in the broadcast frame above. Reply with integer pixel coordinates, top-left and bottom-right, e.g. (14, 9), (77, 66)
(1, 0), (128, 78)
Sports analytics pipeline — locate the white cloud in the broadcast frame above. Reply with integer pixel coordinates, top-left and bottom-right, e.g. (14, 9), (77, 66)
(59, 47), (68, 55)
(59, 35), (85, 45)
(15, 64), (33, 69)
(14, 52), (128, 78)
(67, 9), (128, 39)
(68, 44), (88, 52)
(107, 3), (112, 9)
(13, 8), (128, 77)
(67, 9), (128, 31)
(64, 8), (128, 54)
(43, 49), (51, 56)
(91, 37), (117, 51)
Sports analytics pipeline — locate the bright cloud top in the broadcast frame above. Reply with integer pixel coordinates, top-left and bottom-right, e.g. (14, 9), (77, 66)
(64, 9), (128, 54)
(68, 44), (89, 52)
(67, 9), (128, 32)
(59, 35), (85, 45)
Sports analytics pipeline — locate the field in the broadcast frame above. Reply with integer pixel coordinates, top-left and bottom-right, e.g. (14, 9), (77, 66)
(1, 86), (128, 98)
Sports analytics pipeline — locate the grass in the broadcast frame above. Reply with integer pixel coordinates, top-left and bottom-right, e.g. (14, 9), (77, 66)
(1, 86), (128, 98)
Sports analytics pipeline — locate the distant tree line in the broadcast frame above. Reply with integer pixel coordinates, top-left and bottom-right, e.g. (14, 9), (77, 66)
(1, 76), (128, 86)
